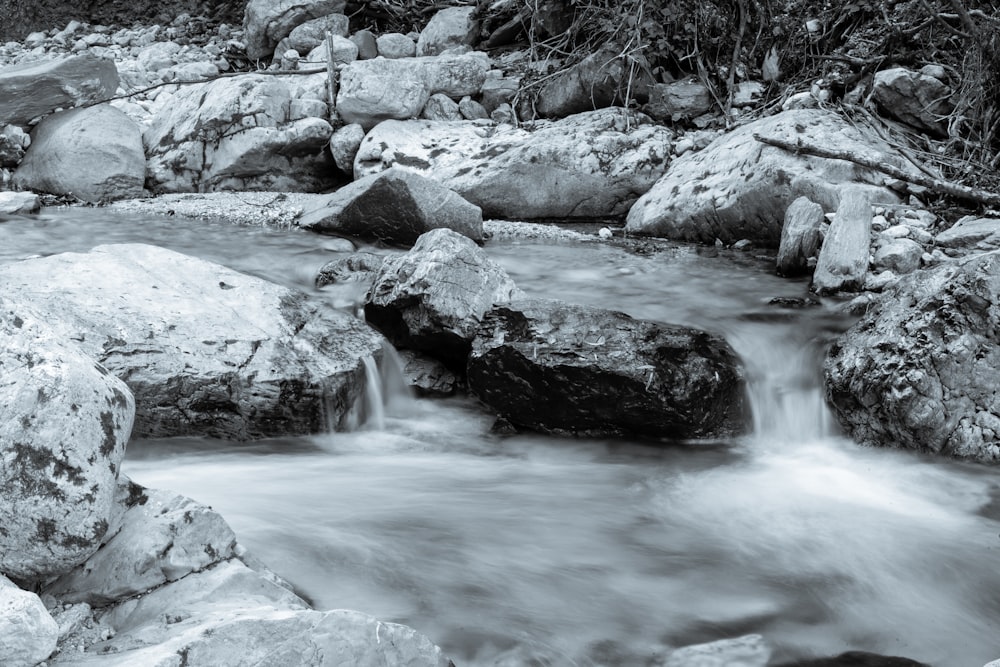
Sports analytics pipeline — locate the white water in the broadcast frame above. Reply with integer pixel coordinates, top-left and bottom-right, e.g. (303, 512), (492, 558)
(3, 210), (999, 666)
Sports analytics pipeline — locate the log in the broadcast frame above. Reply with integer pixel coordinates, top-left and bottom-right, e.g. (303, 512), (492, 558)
(753, 132), (1000, 208)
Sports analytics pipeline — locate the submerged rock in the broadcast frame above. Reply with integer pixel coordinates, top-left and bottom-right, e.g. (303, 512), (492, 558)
(467, 298), (748, 439)
(0, 244), (384, 440)
(825, 250), (1000, 462)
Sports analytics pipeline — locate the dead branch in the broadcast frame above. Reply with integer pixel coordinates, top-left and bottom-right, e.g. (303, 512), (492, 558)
(753, 132), (1000, 208)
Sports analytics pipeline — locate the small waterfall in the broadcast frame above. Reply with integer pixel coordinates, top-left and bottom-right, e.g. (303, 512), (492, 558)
(341, 341), (416, 432)
(360, 355), (387, 430)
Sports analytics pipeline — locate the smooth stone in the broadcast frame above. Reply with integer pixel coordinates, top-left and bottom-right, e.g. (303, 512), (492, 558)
(0, 190), (40, 214)
(0, 575), (58, 667)
(416, 6), (478, 56)
(776, 196), (825, 276)
(0, 54), (119, 126)
(812, 187), (873, 294)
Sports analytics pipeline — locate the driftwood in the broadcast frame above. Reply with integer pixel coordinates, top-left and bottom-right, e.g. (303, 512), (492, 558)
(753, 132), (1000, 208)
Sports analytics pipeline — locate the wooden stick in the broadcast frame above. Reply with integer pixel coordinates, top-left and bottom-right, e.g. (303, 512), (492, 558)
(325, 30), (338, 111)
(753, 132), (1000, 208)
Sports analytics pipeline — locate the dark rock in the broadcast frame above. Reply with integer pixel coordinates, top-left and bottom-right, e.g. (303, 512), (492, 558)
(467, 298), (748, 439)
(397, 349), (460, 396)
(774, 650), (930, 666)
(532, 43), (652, 119)
(316, 251), (384, 287)
(0, 54), (119, 127)
(350, 29), (378, 60)
(872, 67), (952, 136)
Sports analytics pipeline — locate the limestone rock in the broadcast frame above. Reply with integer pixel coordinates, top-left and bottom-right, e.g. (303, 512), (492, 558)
(467, 298), (748, 439)
(776, 196), (824, 277)
(422, 93), (462, 120)
(376, 32), (416, 59)
(533, 43), (650, 119)
(0, 123), (30, 167)
(365, 228), (520, 365)
(644, 78), (713, 122)
(355, 108), (672, 219)
(299, 168), (483, 245)
(625, 109), (906, 244)
(328, 122), (365, 174)
(0, 575), (58, 667)
(144, 74), (335, 193)
(242, 0), (347, 60)
(0, 244), (385, 439)
(0, 298), (134, 581)
(459, 96), (489, 120)
(13, 104), (144, 202)
(936, 216), (1000, 251)
(0, 54), (119, 127)
(0, 191), (40, 215)
(274, 13), (349, 57)
(416, 6), (478, 56)
(316, 251), (384, 288)
(872, 67), (952, 136)
(825, 250), (1000, 462)
(873, 237), (923, 274)
(812, 187), (873, 294)
(322, 34), (358, 65)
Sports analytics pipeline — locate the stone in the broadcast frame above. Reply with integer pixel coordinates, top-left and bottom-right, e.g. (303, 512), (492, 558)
(328, 122), (365, 174)
(13, 104), (144, 202)
(0, 123), (29, 166)
(355, 108), (672, 219)
(163, 60), (220, 82)
(0, 191), (39, 215)
(242, 0), (347, 60)
(459, 96), (489, 120)
(350, 29), (378, 60)
(664, 634), (771, 667)
(0, 297), (134, 581)
(365, 228), (520, 365)
(135, 40), (181, 73)
(825, 250), (1000, 462)
(468, 298), (748, 439)
(625, 109), (904, 244)
(872, 67), (952, 136)
(645, 78), (713, 122)
(0, 575), (58, 666)
(533, 43), (651, 118)
(274, 13), (349, 56)
(398, 349), (460, 396)
(936, 216), (1000, 251)
(144, 74), (335, 193)
(782, 90), (819, 111)
(480, 76), (520, 112)
(873, 237), (923, 274)
(732, 81), (765, 106)
(812, 187), (873, 294)
(422, 92), (462, 120)
(776, 196), (825, 276)
(0, 244), (384, 439)
(0, 54), (119, 127)
(416, 6), (478, 56)
(324, 34), (358, 64)
(376, 32), (416, 59)
(316, 251), (384, 288)
(299, 168), (482, 246)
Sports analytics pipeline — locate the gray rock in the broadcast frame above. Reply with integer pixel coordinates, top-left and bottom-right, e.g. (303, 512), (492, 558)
(533, 43), (651, 118)
(0, 123), (29, 167)
(645, 78), (714, 122)
(813, 187), (873, 294)
(0, 575), (58, 667)
(459, 96), (489, 120)
(355, 108), (672, 219)
(328, 122), (365, 175)
(416, 6), (478, 56)
(299, 168), (483, 245)
(0, 297), (134, 581)
(316, 251), (385, 287)
(365, 228), (520, 365)
(0, 244), (384, 439)
(625, 109), (906, 244)
(0, 54), (119, 127)
(936, 216), (1000, 251)
(468, 298), (748, 439)
(663, 634), (771, 667)
(398, 349), (460, 396)
(376, 32), (416, 59)
(422, 92), (462, 120)
(323, 34), (358, 65)
(776, 196), (825, 276)
(13, 104), (144, 202)
(274, 13), (349, 56)
(0, 191), (39, 215)
(242, 0), (347, 60)
(350, 29), (378, 60)
(825, 250), (1000, 462)
(872, 67), (952, 135)
(873, 237), (923, 274)
(480, 76), (520, 113)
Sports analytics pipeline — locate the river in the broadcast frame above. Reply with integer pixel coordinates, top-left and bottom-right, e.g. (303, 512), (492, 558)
(2, 208), (998, 666)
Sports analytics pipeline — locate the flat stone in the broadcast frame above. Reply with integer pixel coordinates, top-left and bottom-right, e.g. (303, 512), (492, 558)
(936, 216), (1000, 250)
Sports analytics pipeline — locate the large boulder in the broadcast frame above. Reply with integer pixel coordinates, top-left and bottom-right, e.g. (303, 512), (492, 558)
(0, 297), (134, 581)
(825, 250), (1000, 462)
(416, 6), (478, 56)
(365, 228), (520, 366)
(243, 0), (347, 60)
(0, 54), (119, 126)
(0, 244), (385, 440)
(625, 109), (906, 244)
(299, 168), (483, 245)
(144, 74), (334, 193)
(872, 67), (952, 136)
(468, 299), (747, 438)
(0, 575), (58, 666)
(355, 108), (673, 219)
(13, 104), (144, 202)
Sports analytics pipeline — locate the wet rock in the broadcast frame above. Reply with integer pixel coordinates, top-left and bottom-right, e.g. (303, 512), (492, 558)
(873, 237), (922, 274)
(299, 168), (483, 245)
(355, 108), (672, 219)
(625, 109), (906, 244)
(0, 54), (119, 126)
(328, 122), (365, 174)
(774, 650), (930, 666)
(825, 250), (1000, 462)
(0, 297), (134, 581)
(776, 196), (825, 276)
(0, 575), (58, 666)
(316, 251), (385, 287)
(13, 104), (144, 202)
(812, 187), (873, 294)
(242, 0), (347, 60)
(397, 349), (460, 396)
(533, 43), (651, 118)
(417, 6), (478, 56)
(936, 216), (1000, 251)
(144, 74), (334, 193)
(0, 244), (384, 439)
(872, 67), (952, 136)
(663, 634), (771, 667)
(644, 78), (714, 122)
(0, 190), (39, 215)
(468, 298), (748, 439)
(376, 32), (416, 59)
(365, 228), (520, 366)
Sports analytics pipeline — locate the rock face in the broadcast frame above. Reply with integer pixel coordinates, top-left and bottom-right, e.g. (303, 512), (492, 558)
(872, 67), (952, 136)
(0, 297), (134, 581)
(299, 168), (483, 245)
(416, 6), (478, 56)
(13, 104), (144, 202)
(776, 196), (824, 277)
(0, 575), (58, 666)
(0, 244), (384, 440)
(468, 299), (748, 439)
(365, 228), (520, 366)
(0, 54), (119, 126)
(812, 187), (873, 294)
(355, 108), (673, 219)
(825, 250), (1000, 462)
(242, 0), (347, 60)
(144, 74), (334, 193)
(625, 109), (904, 244)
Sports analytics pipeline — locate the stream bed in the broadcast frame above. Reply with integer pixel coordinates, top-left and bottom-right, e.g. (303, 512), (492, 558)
(2, 208), (998, 666)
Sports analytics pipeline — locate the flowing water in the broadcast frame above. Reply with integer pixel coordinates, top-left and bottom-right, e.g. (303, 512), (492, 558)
(3, 209), (999, 666)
